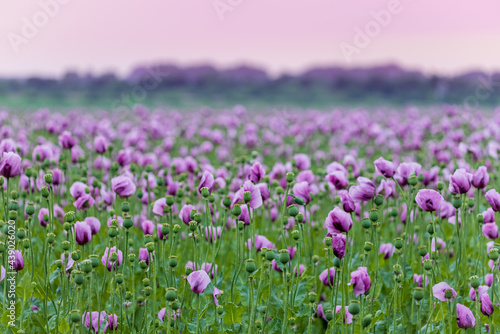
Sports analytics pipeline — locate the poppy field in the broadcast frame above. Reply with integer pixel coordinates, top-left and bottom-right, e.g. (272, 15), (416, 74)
(0, 106), (499, 333)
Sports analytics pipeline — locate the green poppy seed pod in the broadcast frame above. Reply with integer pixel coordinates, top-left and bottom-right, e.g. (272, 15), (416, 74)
(123, 216), (134, 229)
(261, 306), (267, 315)
(477, 214), (484, 224)
(41, 187), (50, 198)
(444, 289), (453, 300)
(47, 233), (56, 244)
(185, 266), (194, 275)
(288, 205), (299, 217)
(255, 320), (262, 329)
(8, 211), (17, 221)
(42, 213), (49, 222)
(194, 214), (203, 224)
(414, 287), (425, 301)
(296, 212), (304, 223)
(139, 260), (148, 269)
(115, 273), (124, 284)
(55, 259), (63, 268)
(469, 275), (480, 289)
(81, 259), (92, 273)
(334, 196), (341, 205)
(145, 165), (154, 173)
(276, 187), (284, 195)
(408, 174), (418, 186)
(396, 274), (403, 283)
(289, 317), (296, 326)
(361, 218), (372, 229)
(189, 221), (198, 232)
(291, 230), (300, 241)
(393, 264), (402, 276)
(144, 286), (153, 296)
(89, 255), (99, 268)
(164, 195), (174, 206)
(74, 271), (84, 285)
(61, 240), (70, 251)
(160, 224), (170, 236)
(16, 228), (26, 240)
(142, 278), (151, 287)
(417, 173), (424, 182)
(208, 194), (215, 203)
(128, 253), (136, 263)
(84, 187), (91, 194)
(452, 196), (462, 209)
(71, 250), (81, 261)
(308, 292), (317, 303)
(426, 223), (435, 235)
(488, 249), (499, 261)
(222, 196), (231, 208)
(333, 257), (341, 268)
(65, 211), (76, 223)
(423, 259), (433, 271)
(362, 314), (373, 328)
(374, 195), (384, 206)
(364, 242), (373, 252)
(92, 179), (99, 188)
(109, 209), (116, 217)
(169, 256), (178, 268)
(70, 310), (81, 323)
(125, 291), (133, 300)
(325, 309), (334, 321)
(324, 237), (332, 247)
(172, 224), (180, 233)
(146, 242), (155, 253)
(436, 181), (444, 191)
(348, 300), (360, 315)
(286, 172), (295, 183)
(176, 189), (184, 198)
(20, 190), (27, 199)
(166, 288), (177, 302)
(245, 259), (257, 273)
(44, 174), (53, 184)
(312, 255), (319, 263)
(108, 227), (118, 238)
(137, 295), (144, 303)
(394, 238), (403, 250)
(110, 219), (119, 228)
(109, 251), (118, 262)
(294, 196), (305, 206)
(241, 191), (251, 203)
(467, 198), (474, 208)
(238, 221), (245, 231)
(8, 201), (18, 211)
(25, 202), (35, 216)
(121, 202), (130, 212)
(171, 299), (180, 310)
(22, 239), (30, 249)
(201, 187), (210, 198)
(417, 245), (428, 257)
(369, 209), (379, 222)
(265, 249), (275, 262)
(279, 249), (290, 264)
(389, 208), (398, 217)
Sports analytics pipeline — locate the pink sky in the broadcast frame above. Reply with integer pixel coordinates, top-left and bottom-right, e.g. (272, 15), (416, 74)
(1, 0), (500, 77)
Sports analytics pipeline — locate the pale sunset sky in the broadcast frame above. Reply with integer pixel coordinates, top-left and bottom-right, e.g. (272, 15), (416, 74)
(1, 0), (500, 77)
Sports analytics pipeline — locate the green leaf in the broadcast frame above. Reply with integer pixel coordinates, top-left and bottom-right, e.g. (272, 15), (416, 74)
(58, 318), (70, 333)
(223, 302), (245, 325)
(18, 272), (33, 303)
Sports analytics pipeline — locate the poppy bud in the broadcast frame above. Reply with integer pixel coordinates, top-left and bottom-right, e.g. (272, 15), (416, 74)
(488, 249), (499, 261)
(41, 187), (50, 198)
(245, 259), (257, 273)
(146, 242), (154, 253)
(232, 205), (242, 217)
(173, 224), (180, 233)
(217, 305), (224, 315)
(279, 249), (290, 264)
(166, 195), (175, 206)
(296, 212), (304, 223)
(238, 221), (244, 230)
(362, 314), (373, 328)
(89, 254), (99, 268)
(276, 187), (284, 195)
(291, 230), (300, 241)
(71, 250), (81, 261)
(308, 292), (317, 303)
(265, 249), (275, 261)
(144, 286), (153, 296)
(17, 228), (26, 239)
(333, 257), (341, 268)
(81, 260), (92, 273)
(312, 255), (319, 263)
(334, 196), (341, 205)
(139, 260), (147, 269)
(23, 239), (30, 249)
(189, 221), (198, 232)
(361, 218), (372, 229)
(408, 174), (418, 186)
(324, 237), (332, 247)
(452, 196), (462, 209)
(169, 256), (178, 268)
(477, 214), (484, 224)
(70, 310), (81, 323)
(201, 187), (210, 198)
(414, 287), (425, 301)
(393, 264), (402, 276)
(364, 242), (373, 252)
(73, 271), (84, 285)
(116, 273), (124, 284)
(288, 205), (299, 217)
(348, 300), (360, 315)
(125, 291), (133, 300)
(222, 197), (231, 208)
(286, 172), (294, 183)
(325, 309), (333, 321)
(294, 197), (305, 206)
(374, 195), (384, 206)
(423, 259), (433, 271)
(46, 233), (55, 244)
(128, 253), (136, 263)
(426, 223), (435, 235)
(208, 194), (215, 203)
(8, 211), (16, 220)
(369, 209), (379, 222)
(166, 287), (177, 301)
(26, 203), (35, 216)
(394, 238), (403, 250)
(417, 245), (428, 257)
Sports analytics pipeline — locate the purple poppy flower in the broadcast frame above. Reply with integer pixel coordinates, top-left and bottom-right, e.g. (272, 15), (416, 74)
(395, 162), (421, 186)
(374, 157), (396, 178)
(271, 259), (282, 272)
(107, 314), (118, 331)
(335, 306), (353, 324)
(376, 179), (395, 198)
(152, 198), (167, 216)
(485, 273), (493, 287)
(61, 253), (74, 272)
(293, 154), (311, 171)
(179, 204), (196, 225)
(82, 311), (106, 333)
(432, 282), (457, 301)
(325, 171), (348, 190)
(70, 181), (87, 200)
(249, 162), (266, 183)
(415, 189), (443, 212)
(293, 181), (311, 205)
(212, 287), (223, 306)
(38, 208), (49, 227)
(141, 220), (155, 235)
(198, 171), (215, 194)
(232, 181), (263, 209)
(73, 194), (95, 211)
(111, 175), (137, 198)
(256, 183), (270, 201)
(319, 267), (335, 286)
(31, 305), (39, 312)
(138, 248), (153, 265)
(349, 177), (375, 202)
(250, 235), (275, 251)
(238, 204), (250, 225)
(483, 223), (499, 239)
(94, 135), (109, 154)
(413, 274), (428, 287)
(456, 303), (475, 329)
(350, 267), (371, 296)
(477, 285), (493, 316)
(205, 226), (222, 243)
(339, 190), (356, 213)
(330, 233), (346, 259)
(439, 201), (455, 219)
(486, 189), (500, 212)
(74, 221), (92, 246)
(187, 270), (211, 294)
(101, 247), (123, 271)
(379, 243), (395, 259)
(324, 207), (353, 234)
(293, 264), (305, 277)
(472, 166), (489, 189)
(58, 131), (76, 149)
(448, 168), (473, 194)
(10, 250), (24, 271)
(0, 266), (5, 282)
(0, 152), (21, 178)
